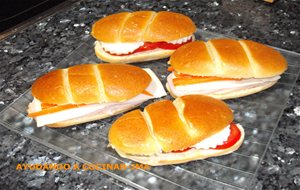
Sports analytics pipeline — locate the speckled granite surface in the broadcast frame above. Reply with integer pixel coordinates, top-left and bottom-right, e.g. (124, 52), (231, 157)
(0, 0), (299, 189)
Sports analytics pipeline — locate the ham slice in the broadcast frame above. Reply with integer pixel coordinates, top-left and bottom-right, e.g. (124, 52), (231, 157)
(167, 73), (280, 97)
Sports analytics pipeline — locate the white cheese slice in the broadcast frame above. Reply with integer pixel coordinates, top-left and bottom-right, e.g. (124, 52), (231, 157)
(168, 35), (193, 44)
(100, 41), (144, 55)
(192, 125), (231, 149)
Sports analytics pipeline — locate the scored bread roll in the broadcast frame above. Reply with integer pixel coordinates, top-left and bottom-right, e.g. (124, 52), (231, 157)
(28, 64), (168, 128)
(92, 11), (196, 43)
(170, 39), (287, 78)
(167, 39), (287, 99)
(109, 95), (244, 166)
(32, 64), (151, 105)
(91, 11), (196, 63)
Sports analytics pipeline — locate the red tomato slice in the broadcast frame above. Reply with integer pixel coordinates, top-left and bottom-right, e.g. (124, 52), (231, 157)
(213, 123), (241, 150)
(108, 38), (193, 56)
(171, 123), (241, 153)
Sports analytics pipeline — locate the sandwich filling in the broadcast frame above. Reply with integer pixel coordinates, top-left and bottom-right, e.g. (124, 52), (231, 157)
(117, 123), (242, 158)
(176, 123), (242, 152)
(192, 125), (231, 150)
(97, 35), (194, 56)
(167, 72), (280, 97)
(28, 69), (167, 127)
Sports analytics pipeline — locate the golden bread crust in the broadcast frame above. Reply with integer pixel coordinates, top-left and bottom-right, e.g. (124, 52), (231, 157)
(68, 64), (101, 104)
(170, 39), (287, 78)
(91, 12), (129, 43)
(144, 100), (193, 152)
(120, 11), (155, 42)
(143, 11), (196, 42)
(98, 64), (151, 102)
(108, 110), (161, 155)
(91, 11), (196, 42)
(239, 40), (288, 78)
(32, 70), (70, 105)
(31, 64), (151, 104)
(208, 39), (253, 78)
(169, 41), (216, 76)
(174, 95), (233, 142)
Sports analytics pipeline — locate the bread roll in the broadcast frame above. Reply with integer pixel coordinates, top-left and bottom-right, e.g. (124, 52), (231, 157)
(32, 64), (151, 105)
(109, 95), (244, 165)
(91, 11), (196, 43)
(170, 39), (287, 78)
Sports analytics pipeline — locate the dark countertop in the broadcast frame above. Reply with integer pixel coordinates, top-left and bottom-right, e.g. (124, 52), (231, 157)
(0, 0), (299, 189)
(0, 0), (68, 33)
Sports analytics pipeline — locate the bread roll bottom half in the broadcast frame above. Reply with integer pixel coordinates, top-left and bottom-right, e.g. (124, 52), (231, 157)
(108, 95), (245, 166)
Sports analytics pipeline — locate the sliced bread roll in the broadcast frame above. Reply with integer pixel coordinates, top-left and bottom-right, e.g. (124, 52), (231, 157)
(109, 95), (244, 166)
(28, 64), (167, 127)
(167, 39), (287, 99)
(91, 11), (196, 43)
(91, 11), (196, 63)
(32, 64), (151, 105)
(170, 39), (287, 78)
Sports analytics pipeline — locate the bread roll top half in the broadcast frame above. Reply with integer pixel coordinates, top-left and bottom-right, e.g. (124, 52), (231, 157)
(31, 64), (151, 105)
(108, 110), (161, 155)
(170, 39), (287, 78)
(144, 100), (194, 152)
(91, 11), (196, 43)
(109, 95), (233, 155)
(239, 40), (288, 78)
(173, 95), (234, 140)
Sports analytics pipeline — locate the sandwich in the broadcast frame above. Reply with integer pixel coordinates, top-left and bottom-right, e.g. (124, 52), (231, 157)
(108, 95), (244, 166)
(27, 64), (167, 127)
(166, 39), (288, 99)
(91, 11), (196, 63)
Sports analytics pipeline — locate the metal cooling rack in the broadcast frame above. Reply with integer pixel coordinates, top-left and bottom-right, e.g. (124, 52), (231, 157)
(0, 30), (299, 190)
